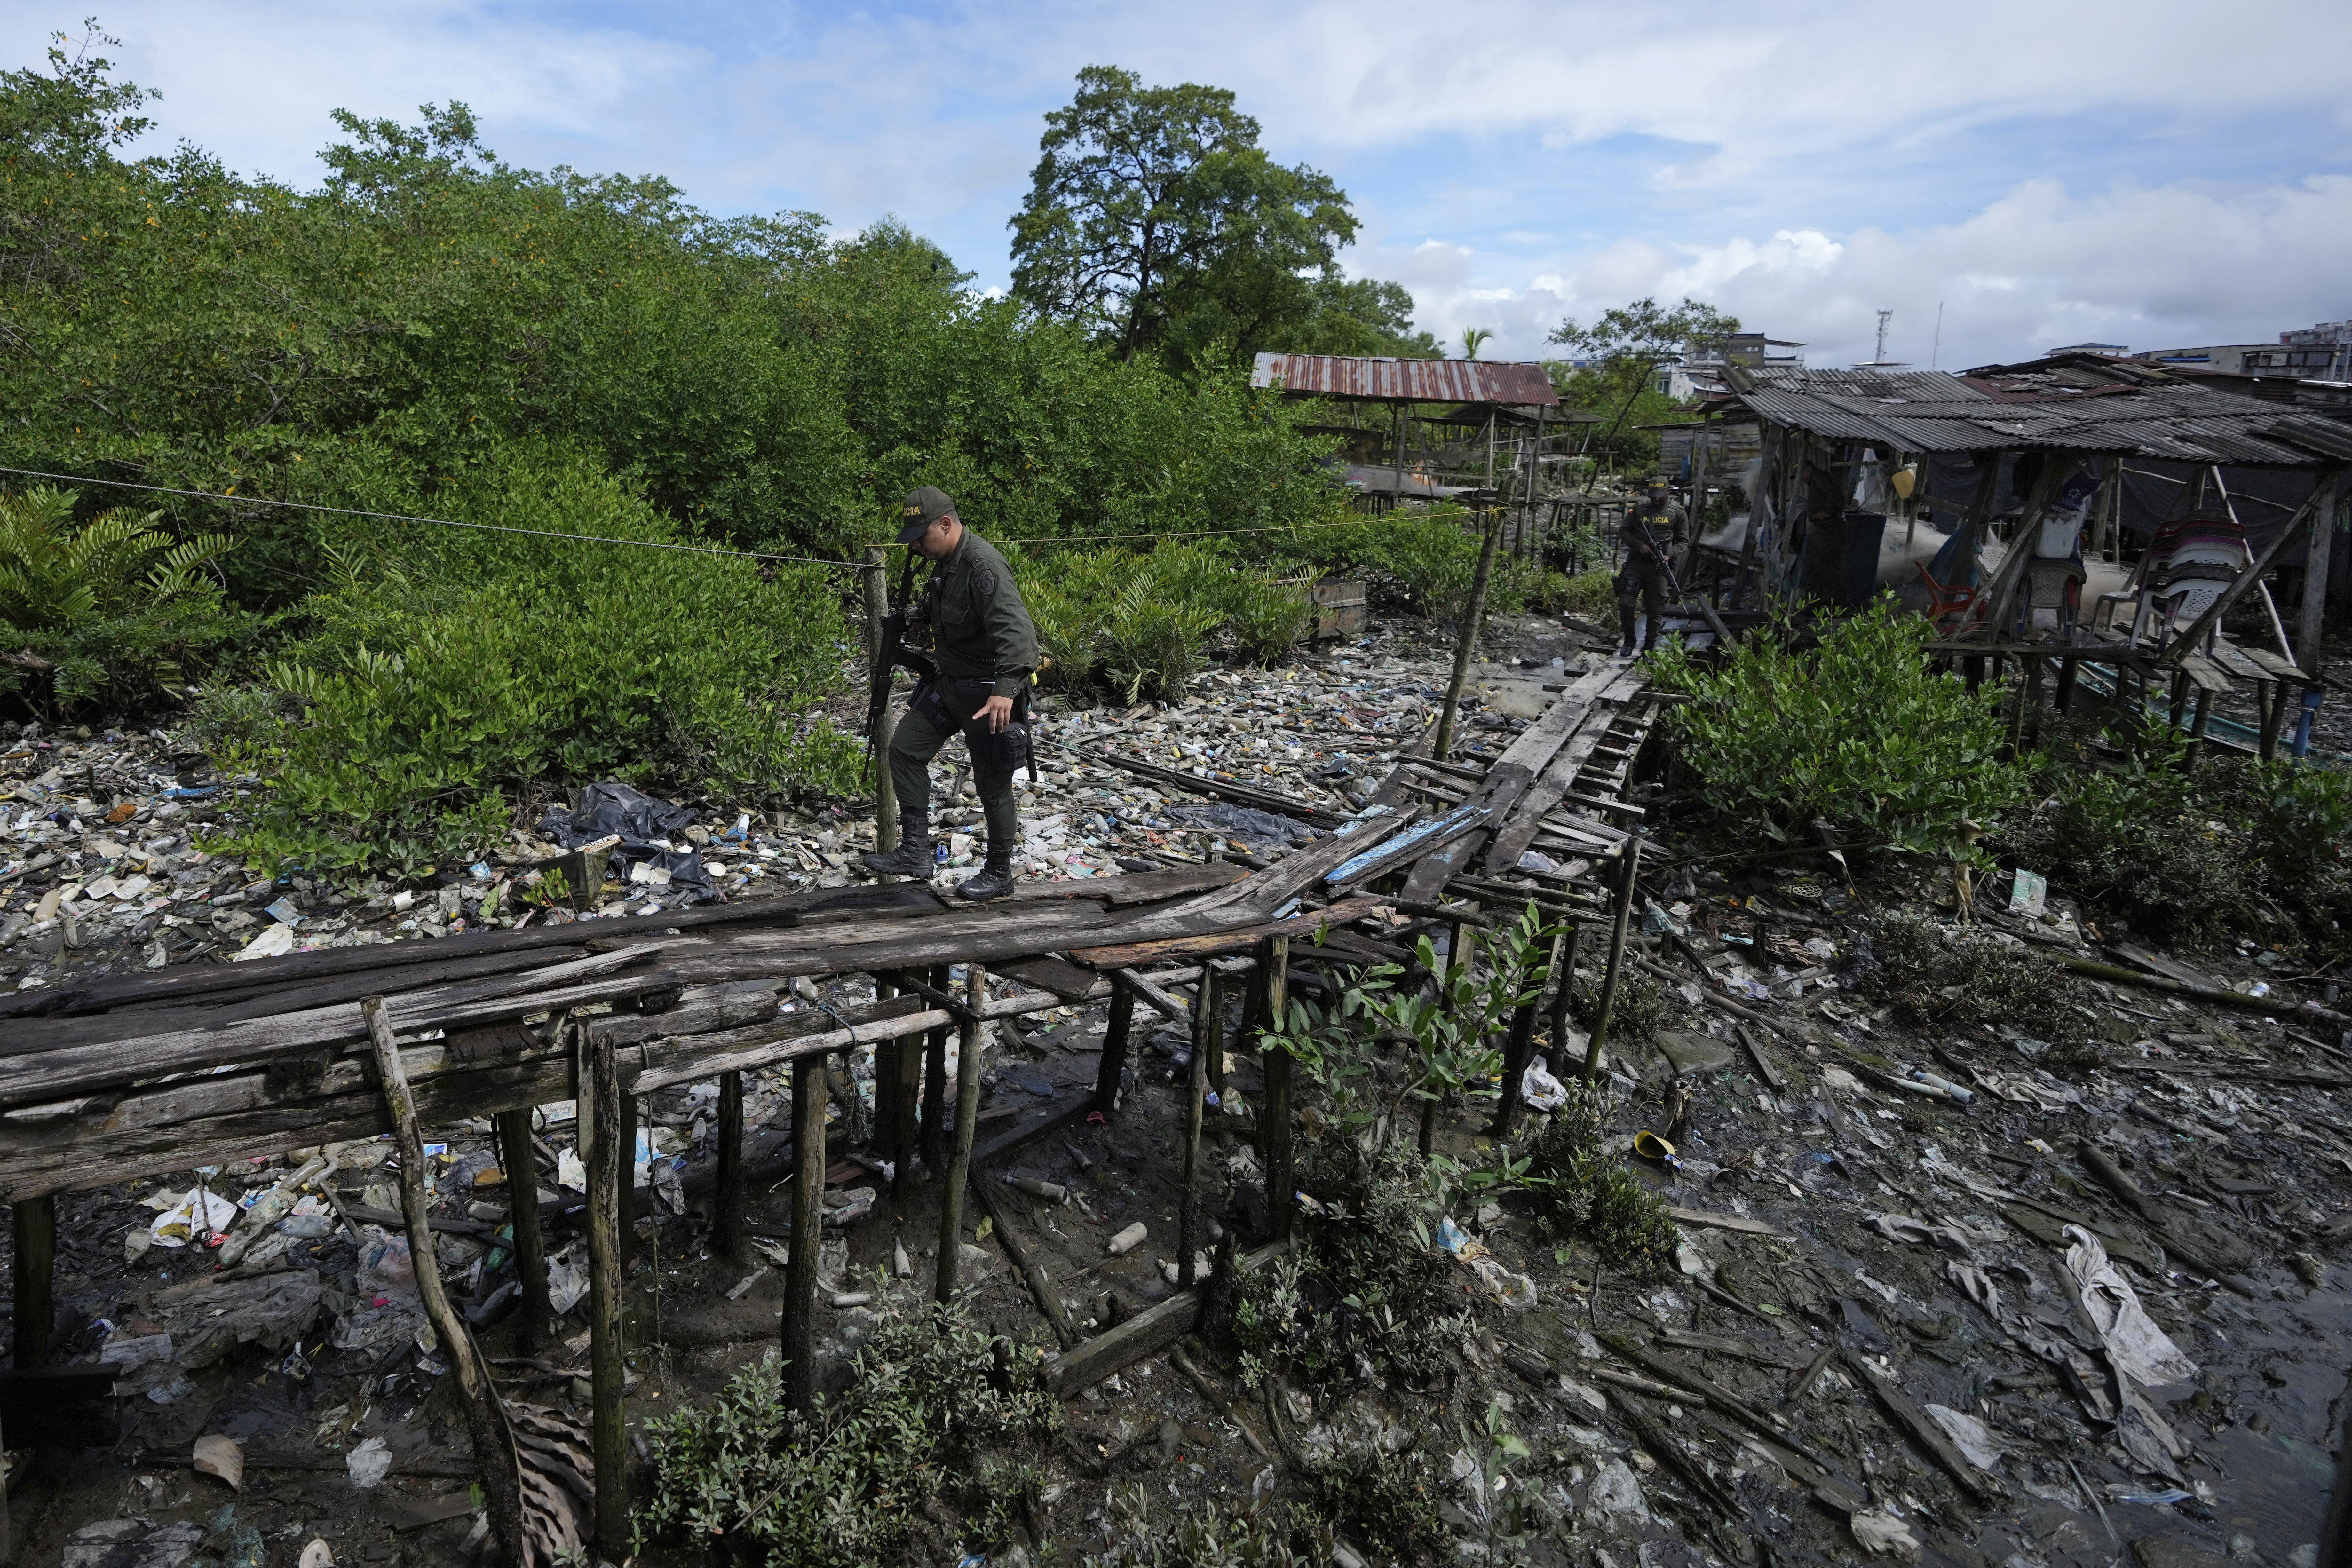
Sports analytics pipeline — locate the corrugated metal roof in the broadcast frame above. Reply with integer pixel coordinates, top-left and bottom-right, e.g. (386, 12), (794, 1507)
(1728, 364), (2351, 467)
(1250, 353), (1559, 406)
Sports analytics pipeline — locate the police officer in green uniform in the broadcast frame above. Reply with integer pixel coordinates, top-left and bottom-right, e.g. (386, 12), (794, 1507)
(1615, 474), (1687, 656)
(860, 487), (1039, 902)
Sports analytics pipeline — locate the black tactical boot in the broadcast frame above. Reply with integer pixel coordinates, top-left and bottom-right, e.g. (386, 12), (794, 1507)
(956, 848), (1017, 902)
(860, 821), (935, 879)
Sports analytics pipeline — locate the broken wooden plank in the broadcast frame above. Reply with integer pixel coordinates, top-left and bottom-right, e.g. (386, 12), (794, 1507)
(1065, 894), (1390, 969)
(1842, 1348), (2005, 1503)
(1665, 1205), (1789, 1238)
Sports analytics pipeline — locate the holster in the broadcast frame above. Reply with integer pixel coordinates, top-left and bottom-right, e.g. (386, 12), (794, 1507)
(913, 677), (1031, 779)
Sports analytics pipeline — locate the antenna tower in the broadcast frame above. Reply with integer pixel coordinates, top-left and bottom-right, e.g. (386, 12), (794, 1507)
(1873, 309), (1893, 364)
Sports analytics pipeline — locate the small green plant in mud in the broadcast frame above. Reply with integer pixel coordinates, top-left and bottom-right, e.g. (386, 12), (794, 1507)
(1227, 1139), (1468, 1397)
(1569, 964), (1667, 1048)
(1520, 1080), (1680, 1277)
(635, 1288), (1058, 1568)
(1853, 909), (2093, 1045)
(1080, 1484), (1335, 1567)
(1292, 1440), (1449, 1564)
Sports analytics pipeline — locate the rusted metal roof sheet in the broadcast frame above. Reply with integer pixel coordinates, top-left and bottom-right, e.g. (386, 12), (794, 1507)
(1250, 353), (1559, 407)
(1728, 365), (2351, 468)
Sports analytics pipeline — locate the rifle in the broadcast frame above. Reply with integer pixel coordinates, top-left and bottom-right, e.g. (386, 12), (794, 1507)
(865, 552), (935, 776)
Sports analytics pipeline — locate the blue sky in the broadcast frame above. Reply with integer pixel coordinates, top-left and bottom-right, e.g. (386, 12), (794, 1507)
(13, 1), (2350, 368)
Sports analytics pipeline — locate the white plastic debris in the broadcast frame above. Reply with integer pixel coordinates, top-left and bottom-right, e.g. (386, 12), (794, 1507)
(1850, 1510), (1921, 1558)
(2063, 1225), (2198, 1385)
(1107, 1222), (1148, 1256)
(148, 1188), (238, 1249)
(344, 1436), (393, 1489)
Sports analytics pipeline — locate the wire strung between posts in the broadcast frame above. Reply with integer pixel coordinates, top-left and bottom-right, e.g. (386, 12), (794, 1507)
(0, 465), (864, 571)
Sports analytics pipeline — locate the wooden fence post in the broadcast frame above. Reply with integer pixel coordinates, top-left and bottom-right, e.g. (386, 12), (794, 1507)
(1178, 964), (1219, 1287)
(1434, 511), (1505, 761)
(714, 1071), (747, 1262)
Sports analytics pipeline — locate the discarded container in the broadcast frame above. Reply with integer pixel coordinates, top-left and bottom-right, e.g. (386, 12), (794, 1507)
(1107, 1222), (1148, 1256)
(1632, 1130), (1681, 1169)
(2009, 868), (2048, 919)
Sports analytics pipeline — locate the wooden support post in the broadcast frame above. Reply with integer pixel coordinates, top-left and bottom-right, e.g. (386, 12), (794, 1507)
(922, 962), (949, 1172)
(581, 1018), (629, 1556)
(1433, 509), (1505, 761)
(615, 1086), (637, 1278)
(2053, 655), (2079, 713)
(494, 1109), (550, 1352)
(1178, 964), (1219, 1287)
(2168, 669), (2192, 729)
(2189, 686), (2216, 766)
(1260, 937), (1294, 1243)
(1204, 960), (1232, 1106)
(714, 1071), (747, 1262)
(2260, 681), (2291, 762)
(1583, 840), (1642, 1082)
(935, 965), (989, 1308)
(1549, 922), (1581, 1058)
(782, 1051), (827, 1413)
(11, 1195), (52, 1371)
(863, 545), (900, 854)
(892, 1004), (922, 1197)
(1490, 930), (1563, 1138)
(1094, 977), (1135, 1118)
(363, 997), (524, 1563)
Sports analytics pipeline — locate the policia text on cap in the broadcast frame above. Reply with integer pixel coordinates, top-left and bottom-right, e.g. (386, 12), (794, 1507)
(860, 487), (1039, 902)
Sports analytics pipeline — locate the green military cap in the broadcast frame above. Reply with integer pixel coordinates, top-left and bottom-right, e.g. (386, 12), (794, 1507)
(898, 486), (957, 544)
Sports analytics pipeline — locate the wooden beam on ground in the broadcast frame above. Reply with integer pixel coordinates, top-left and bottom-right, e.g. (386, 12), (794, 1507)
(971, 1175), (1078, 1349)
(1038, 1239), (1291, 1398)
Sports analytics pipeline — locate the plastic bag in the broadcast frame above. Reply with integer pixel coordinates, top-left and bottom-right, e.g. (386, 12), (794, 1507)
(1520, 1056), (1568, 1112)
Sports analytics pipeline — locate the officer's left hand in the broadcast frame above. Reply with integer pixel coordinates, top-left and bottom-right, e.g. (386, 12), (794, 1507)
(978, 694), (1015, 733)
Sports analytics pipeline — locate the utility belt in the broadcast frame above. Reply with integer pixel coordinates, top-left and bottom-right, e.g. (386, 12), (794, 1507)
(911, 674), (1034, 779)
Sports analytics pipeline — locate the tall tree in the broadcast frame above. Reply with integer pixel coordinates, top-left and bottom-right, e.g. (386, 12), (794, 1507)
(1009, 66), (1359, 369)
(1549, 296), (1738, 481)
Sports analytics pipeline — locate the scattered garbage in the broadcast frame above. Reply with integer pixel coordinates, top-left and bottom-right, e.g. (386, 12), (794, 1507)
(1106, 1222), (1148, 1256)
(1160, 803), (1320, 846)
(192, 1433), (245, 1492)
(1519, 1054), (1569, 1111)
(146, 1187), (238, 1248)
(539, 779), (717, 901)
(1631, 1129), (1680, 1168)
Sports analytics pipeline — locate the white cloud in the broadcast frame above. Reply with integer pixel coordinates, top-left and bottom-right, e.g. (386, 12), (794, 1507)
(1390, 175), (2352, 368)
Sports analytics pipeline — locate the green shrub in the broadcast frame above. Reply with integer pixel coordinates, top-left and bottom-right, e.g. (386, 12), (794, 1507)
(211, 456), (861, 877)
(2006, 712), (2352, 947)
(1649, 600), (2029, 857)
(1854, 910), (2093, 1042)
(637, 1290), (1058, 1568)
(1229, 1140), (1466, 1396)
(1520, 1081), (1679, 1276)
(1012, 542), (1311, 702)
(0, 487), (254, 714)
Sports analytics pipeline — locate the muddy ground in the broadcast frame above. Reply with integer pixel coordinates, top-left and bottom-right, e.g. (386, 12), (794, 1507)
(2, 609), (2348, 1568)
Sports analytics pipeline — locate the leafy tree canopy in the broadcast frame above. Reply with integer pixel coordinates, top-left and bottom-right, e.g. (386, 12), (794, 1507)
(1010, 66), (1433, 371)
(1547, 296), (1739, 475)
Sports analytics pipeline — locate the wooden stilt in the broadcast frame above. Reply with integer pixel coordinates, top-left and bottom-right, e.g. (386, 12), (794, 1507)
(1549, 921), (1582, 1058)
(1178, 964), (1218, 1287)
(714, 1070), (747, 1262)
(2053, 655), (2079, 713)
(1490, 930), (1564, 1137)
(2189, 687), (2216, 768)
(616, 1086), (638, 1279)
(581, 1019), (630, 1557)
(872, 975), (898, 1156)
(362, 997), (524, 1564)
(1203, 960), (1231, 1107)
(2260, 681), (2288, 762)
(494, 1109), (550, 1351)
(892, 1007), (922, 1197)
(1583, 840), (1642, 1082)
(781, 1051), (828, 1413)
(922, 961), (949, 1172)
(2169, 669), (2192, 728)
(1260, 937), (1293, 1243)
(935, 965), (989, 1309)
(11, 1195), (53, 1370)
(1093, 978), (1135, 1118)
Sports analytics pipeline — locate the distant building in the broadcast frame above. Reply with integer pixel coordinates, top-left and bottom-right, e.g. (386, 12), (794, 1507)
(1660, 332), (1803, 400)
(2046, 342), (2130, 357)
(2134, 319), (2352, 381)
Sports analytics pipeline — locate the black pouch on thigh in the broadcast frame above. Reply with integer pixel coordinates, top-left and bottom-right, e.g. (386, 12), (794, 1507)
(951, 677), (1028, 777)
